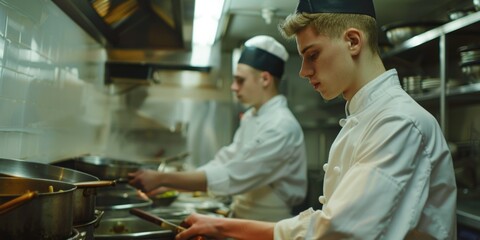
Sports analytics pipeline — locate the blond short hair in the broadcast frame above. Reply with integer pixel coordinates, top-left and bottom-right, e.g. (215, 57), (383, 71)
(279, 13), (379, 54)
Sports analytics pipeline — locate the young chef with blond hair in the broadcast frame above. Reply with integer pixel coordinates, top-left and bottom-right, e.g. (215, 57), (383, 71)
(129, 35), (308, 222)
(174, 0), (457, 239)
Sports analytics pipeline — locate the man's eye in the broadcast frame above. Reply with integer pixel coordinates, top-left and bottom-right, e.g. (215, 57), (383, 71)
(235, 79), (245, 85)
(308, 52), (318, 61)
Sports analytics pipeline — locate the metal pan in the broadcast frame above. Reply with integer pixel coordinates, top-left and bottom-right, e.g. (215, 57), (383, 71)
(0, 158), (115, 225)
(73, 155), (143, 180)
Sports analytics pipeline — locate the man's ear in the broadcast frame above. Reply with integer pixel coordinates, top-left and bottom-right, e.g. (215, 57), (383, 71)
(260, 71), (272, 87)
(345, 28), (362, 56)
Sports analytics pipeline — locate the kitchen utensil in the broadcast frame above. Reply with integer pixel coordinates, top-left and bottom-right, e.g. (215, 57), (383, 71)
(130, 208), (208, 240)
(474, 0), (480, 11)
(93, 217), (174, 239)
(0, 191), (38, 215)
(74, 155), (143, 180)
(74, 209), (104, 240)
(0, 177), (76, 240)
(67, 228), (80, 240)
(381, 21), (444, 45)
(402, 75), (423, 94)
(151, 190), (179, 207)
(0, 158), (107, 225)
(458, 44), (480, 65)
(157, 151), (189, 172)
(460, 61), (480, 83)
(96, 187), (152, 210)
(448, 8), (475, 21)
(130, 208), (186, 233)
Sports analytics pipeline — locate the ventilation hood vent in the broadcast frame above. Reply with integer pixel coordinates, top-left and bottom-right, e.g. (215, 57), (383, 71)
(53, 0), (218, 85)
(53, 0), (194, 50)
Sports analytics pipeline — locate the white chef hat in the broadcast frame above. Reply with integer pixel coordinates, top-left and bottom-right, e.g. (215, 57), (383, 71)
(238, 35), (289, 78)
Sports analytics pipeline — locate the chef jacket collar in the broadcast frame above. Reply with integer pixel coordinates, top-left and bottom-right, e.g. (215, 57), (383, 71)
(296, 0), (376, 19)
(345, 69), (399, 117)
(253, 95), (287, 116)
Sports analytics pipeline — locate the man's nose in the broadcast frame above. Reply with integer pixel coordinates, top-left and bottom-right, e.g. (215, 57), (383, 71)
(231, 81), (238, 91)
(299, 61), (313, 79)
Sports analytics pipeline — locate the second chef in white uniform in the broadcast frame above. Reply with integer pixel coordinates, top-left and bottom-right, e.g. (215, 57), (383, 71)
(129, 35), (308, 222)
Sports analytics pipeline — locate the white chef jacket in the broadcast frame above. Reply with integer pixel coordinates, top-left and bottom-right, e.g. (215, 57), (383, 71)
(198, 95), (307, 221)
(275, 69), (457, 239)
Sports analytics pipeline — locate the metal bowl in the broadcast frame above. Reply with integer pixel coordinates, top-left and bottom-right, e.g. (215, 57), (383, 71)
(151, 190), (179, 207)
(460, 62), (480, 83)
(381, 21), (444, 45)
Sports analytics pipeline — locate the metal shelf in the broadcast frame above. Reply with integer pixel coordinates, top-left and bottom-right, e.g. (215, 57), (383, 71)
(448, 82), (480, 96)
(382, 11), (480, 59)
(380, 12), (480, 133)
(410, 82), (480, 102)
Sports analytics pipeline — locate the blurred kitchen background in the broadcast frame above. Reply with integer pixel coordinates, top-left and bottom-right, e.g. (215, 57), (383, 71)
(0, 0), (480, 234)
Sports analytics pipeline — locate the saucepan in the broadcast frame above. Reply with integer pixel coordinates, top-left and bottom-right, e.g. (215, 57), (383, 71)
(0, 177), (76, 240)
(0, 158), (118, 225)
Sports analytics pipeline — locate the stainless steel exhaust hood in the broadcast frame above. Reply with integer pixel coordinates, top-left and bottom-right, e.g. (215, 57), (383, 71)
(53, 0), (216, 85)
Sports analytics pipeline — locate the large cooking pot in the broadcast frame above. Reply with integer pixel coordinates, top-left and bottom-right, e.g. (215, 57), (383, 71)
(0, 177), (76, 240)
(0, 158), (115, 225)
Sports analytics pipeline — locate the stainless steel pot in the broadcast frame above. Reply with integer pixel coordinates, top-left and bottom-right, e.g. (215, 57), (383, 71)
(0, 158), (112, 225)
(0, 177), (76, 240)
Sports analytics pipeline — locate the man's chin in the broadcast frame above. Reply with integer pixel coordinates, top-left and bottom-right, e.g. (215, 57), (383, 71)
(320, 93), (342, 102)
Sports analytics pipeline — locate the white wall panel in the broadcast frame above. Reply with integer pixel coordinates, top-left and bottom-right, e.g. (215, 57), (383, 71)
(0, 0), (108, 163)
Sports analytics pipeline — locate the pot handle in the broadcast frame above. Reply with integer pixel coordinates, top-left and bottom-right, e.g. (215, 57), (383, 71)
(75, 180), (116, 188)
(130, 208), (207, 240)
(0, 191), (38, 215)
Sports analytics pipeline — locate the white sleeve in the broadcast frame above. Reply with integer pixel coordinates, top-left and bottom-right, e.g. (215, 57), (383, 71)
(201, 126), (301, 196)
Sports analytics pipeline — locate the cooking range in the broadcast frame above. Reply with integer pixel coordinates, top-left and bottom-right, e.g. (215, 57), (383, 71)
(0, 157), (227, 240)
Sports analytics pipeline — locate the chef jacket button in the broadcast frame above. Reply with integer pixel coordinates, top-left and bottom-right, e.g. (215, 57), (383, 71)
(323, 163), (329, 172)
(333, 166), (341, 174)
(339, 118), (347, 127)
(318, 195), (326, 204)
(351, 117), (359, 125)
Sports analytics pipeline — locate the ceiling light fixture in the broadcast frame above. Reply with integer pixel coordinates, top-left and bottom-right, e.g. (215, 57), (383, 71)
(190, 0), (225, 66)
(192, 0), (225, 46)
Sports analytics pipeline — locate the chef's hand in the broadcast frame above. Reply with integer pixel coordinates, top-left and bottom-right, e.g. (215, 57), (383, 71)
(176, 213), (222, 240)
(127, 169), (163, 193)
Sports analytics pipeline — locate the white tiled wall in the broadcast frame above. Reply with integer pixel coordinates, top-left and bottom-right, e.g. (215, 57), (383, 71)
(0, 0), (109, 163)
